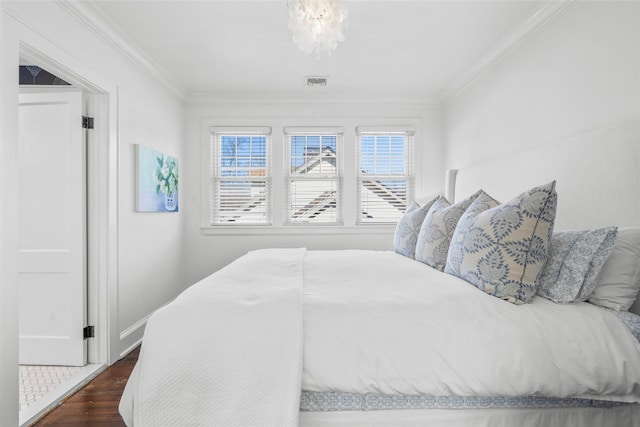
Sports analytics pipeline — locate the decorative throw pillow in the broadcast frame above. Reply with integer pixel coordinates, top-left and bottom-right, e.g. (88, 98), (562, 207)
(443, 182), (558, 305)
(393, 198), (438, 259)
(536, 227), (618, 304)
(611, 310), (640, 343)
(415, 190), (483, 271)
(588, 228), (640, 311)
(445, 192), (501, 277)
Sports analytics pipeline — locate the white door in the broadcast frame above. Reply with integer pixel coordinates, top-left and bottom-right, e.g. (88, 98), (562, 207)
(18, 91), (87, 366)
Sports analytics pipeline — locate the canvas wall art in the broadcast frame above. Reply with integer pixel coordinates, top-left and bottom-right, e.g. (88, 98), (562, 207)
(136, 144), (179, 212)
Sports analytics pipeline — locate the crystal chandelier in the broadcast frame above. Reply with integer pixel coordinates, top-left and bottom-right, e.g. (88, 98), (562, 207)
(288, 0), (348, 57)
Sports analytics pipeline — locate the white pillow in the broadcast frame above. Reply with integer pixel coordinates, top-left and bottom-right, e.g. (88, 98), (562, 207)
(588, 228), (640, 311)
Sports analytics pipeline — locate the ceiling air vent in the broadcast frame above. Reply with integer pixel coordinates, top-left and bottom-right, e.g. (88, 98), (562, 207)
(305, 76), (328, 87)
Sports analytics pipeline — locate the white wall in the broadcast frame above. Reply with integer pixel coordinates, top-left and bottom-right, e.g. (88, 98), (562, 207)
(183, 102), (443, 285)
(116, 80), (185, 353)
(0, 5), (20, 426)
(0, 2), (185, 424)
(443, 0), (640, 172)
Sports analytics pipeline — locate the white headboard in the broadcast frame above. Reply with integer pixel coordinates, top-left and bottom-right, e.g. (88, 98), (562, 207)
(451, 121), (640, 230)
(450, 120), (640, 314)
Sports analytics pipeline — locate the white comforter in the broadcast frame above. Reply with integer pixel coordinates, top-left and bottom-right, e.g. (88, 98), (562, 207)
(121, 249), (640, 426)
(303, 250), (640, 401)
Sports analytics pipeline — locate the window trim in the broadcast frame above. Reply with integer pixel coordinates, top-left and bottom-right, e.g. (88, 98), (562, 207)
(200, 119), (422, 234)
(199, 224), (395, 235)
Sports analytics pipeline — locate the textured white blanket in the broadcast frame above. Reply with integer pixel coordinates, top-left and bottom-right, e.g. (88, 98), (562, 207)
(128, 248), (305, 427)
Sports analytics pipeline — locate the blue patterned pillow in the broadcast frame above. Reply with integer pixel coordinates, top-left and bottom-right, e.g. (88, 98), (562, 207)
(445, 192), (501, 277)
(536, 227), (618, 304)
(393, 198), (437, 259)
(415, 190), (482, 271)
(444, 182), (558, 305)
(612, 310), (640, 343)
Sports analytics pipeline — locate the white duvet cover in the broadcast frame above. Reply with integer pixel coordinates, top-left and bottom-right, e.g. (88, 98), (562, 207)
(303, 250), (640, 401)
(121, 249), (640, 426)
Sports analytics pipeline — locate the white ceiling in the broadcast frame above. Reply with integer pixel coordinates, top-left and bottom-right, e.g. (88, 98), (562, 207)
(91, 0), (546, 102)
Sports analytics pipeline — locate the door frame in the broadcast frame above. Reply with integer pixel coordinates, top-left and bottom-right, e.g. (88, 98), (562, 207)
(2, 11), (119, 425)
(18, 42), (119, 366)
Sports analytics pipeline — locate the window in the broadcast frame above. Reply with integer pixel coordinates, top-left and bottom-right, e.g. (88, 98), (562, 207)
(357, 130), (414, 224)
(285, 128), (342, 224)
(204, 123), (417, 231)
(210, 128), (271, 224)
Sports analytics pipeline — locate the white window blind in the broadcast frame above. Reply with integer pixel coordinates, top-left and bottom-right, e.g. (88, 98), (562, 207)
(285, 129), (342, 224)
(357, 131), (414, 224)
(211, 129), (271, 224)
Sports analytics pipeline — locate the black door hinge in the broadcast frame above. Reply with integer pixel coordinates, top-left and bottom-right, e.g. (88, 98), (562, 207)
(83, 325), (95, 339)
(82, 116), (94, 129)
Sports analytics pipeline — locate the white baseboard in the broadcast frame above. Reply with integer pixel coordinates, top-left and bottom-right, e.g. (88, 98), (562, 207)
(120, 339), (143, 359)
(119, 314), (149, 358)
(119, 302), (170, 358)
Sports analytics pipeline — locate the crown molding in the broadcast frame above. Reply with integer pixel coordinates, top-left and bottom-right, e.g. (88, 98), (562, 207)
(186, 92), (443, 106)
(440, 0), (575, 104)
(54, 0), (186, 101)
(51, 0), (573, 108)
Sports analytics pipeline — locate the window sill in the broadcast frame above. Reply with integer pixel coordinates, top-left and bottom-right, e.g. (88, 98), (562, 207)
(200, 224), (396, 236)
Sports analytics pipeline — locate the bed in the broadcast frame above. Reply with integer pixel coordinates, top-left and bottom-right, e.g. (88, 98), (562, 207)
(120, 122), (640, 426)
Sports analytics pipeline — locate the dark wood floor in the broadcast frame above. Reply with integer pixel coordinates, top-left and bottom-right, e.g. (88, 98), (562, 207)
(31, 346), (140, 427)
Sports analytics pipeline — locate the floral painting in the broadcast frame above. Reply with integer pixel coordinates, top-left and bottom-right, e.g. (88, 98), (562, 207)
(136, 144), (179, 212)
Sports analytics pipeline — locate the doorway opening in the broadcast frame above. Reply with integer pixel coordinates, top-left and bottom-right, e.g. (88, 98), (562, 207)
(16, 44), (117, 426)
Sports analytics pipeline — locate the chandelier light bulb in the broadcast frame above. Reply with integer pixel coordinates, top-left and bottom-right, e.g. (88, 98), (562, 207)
(288, 0), (348, 57)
